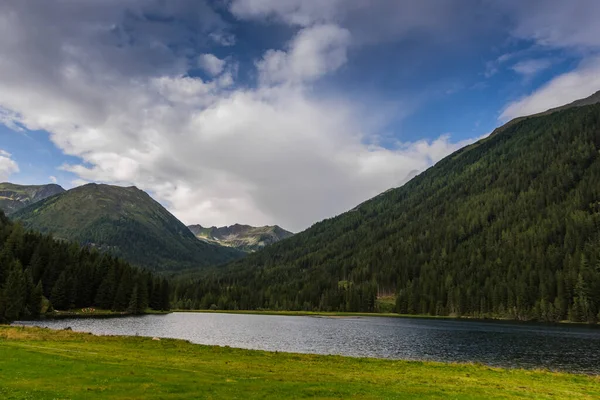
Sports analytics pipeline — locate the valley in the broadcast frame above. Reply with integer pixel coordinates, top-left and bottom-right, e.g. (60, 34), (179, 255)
(2, 3), (600, 394)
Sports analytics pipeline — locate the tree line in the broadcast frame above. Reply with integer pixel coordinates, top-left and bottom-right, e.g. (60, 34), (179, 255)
(172, 104), (600, 323)
(0, 210), (169, 323)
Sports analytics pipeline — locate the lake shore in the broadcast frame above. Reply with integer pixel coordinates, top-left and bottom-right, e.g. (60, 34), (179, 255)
(28, 309), (172, 320)
(175, 309), (600, 326)
(1, 325), (598, 399)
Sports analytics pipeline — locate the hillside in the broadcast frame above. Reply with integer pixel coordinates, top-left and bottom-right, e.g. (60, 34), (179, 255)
(175, 96), (600, 322)
(12, 184), (243, 271)
(0, 209), (169, 323)
(188, 224), (293, 252)
(0, 182), (64, 215)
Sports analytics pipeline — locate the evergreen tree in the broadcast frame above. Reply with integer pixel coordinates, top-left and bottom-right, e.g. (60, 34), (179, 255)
(127, 285), (140, 314)
(29, 281), (43, 318)
(160, 279), (170, 311)
(50, 271), (71, 310)
(0, 209), (165, 323)
(22, 268), (35, 317)
(95, 264), (117, 309)
(112, 269), (133, 311)
(2, 261), (26, 321)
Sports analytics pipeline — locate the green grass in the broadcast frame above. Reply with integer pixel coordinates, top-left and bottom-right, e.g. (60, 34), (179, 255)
(1, 326), (599, 399)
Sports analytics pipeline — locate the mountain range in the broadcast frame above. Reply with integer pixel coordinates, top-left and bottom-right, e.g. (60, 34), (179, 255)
(188, 224), (293, 252)
(0, 182), (65, 215)
(11, 183), (243, 271)
(173, 91), (600, 323)
(6, 90), (600, 323)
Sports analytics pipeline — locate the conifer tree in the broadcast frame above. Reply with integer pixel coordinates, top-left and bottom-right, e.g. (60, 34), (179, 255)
(127, 285), (140, 314)
(29, 281), (43, 318)
(0, 210), (165, 322)
(50, 271), (71, 310)
(3, 261), (26, 321)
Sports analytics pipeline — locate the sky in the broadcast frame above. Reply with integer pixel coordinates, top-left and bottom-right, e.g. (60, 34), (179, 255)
(1, 1), (600, 232)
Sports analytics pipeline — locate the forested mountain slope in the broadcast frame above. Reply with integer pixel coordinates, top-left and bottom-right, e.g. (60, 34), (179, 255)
(12, 184), (243, 272)
(188, 223), (293, 252)
(175, 100), (600, 322)
(0, 210), (170, 323)
(0, 182), (65, 215)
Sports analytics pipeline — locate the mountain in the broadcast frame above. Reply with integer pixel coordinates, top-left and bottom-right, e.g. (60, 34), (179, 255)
(489, 90), (600, 137)
(12, 184), (243, 271)
(0, 209), (170, 322)
(0, 182), (65, 215)
(188, 224), (293, 252)
(174, 93), (600, 322)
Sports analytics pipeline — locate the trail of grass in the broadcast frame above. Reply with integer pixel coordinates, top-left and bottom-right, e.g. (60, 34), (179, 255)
(0, 326), (599, 399)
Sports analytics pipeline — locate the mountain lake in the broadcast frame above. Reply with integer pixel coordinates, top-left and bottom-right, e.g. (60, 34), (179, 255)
(16, 312), (600, 374)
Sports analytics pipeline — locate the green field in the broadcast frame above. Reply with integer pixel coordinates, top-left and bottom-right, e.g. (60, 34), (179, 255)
(1, 326), (599, 399)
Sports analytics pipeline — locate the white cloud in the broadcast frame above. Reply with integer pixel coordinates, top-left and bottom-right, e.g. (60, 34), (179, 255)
(501, 57), (600, 120)
(495, 1), (600, 121)
(511, 58), (553, 79)
(229, 0), (482, 46)
(498, 0), (600, 50)
(0, 1), (481, 232)
(210, 32), (236, 47)
(198, 54), (226, 76)
(230, 0), (339, 27)
(257, 24), (351, 85)
(49, 175), (58, 184)
(0, 149), (19, 181)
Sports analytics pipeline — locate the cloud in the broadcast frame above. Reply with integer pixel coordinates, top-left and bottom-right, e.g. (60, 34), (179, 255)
(49, 175), (58, 184)
(0, 149), (19, 181)
(511, 58), (553, 79)
(0, 1), (481, 232)
(229, 0), (484, 45)
(501, 57), (600, 120)
(495, 1), (600, 121)
(210, 32), (236, 47)
(198, 54), (226, 76)
(257, 24), (351, 85)
(229, 0), (339, 27)
(498, 0), (600, 50)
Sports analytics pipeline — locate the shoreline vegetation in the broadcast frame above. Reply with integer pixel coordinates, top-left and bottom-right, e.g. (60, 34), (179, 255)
(1, 326), (599, 399)
(174, 309), (600, 326)
(21, 307), (600, 328)
(31, 308), (172, 320)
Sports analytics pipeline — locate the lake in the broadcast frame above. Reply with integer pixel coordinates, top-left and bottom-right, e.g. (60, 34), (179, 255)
(16, 312), (600, 374)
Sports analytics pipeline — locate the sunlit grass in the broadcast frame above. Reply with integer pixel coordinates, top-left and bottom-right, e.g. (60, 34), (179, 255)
(1, 325), (599, 399)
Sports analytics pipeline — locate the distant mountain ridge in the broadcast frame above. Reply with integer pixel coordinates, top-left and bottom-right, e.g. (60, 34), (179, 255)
(0, 182), (65, 215)
(188, 223), (293, 252)
(12, 183), (243, 271)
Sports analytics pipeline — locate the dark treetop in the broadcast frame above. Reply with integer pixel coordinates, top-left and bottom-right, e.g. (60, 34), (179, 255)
(0, 210), (170, 323)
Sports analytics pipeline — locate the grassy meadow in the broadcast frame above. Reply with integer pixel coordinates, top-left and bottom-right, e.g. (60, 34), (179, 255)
(1, 326), (599, 399)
